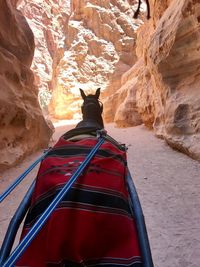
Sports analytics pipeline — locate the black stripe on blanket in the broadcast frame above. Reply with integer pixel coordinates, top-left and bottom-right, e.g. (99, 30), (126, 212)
(37, 163), (122, 179)
(24, 186), (132, 226)
(46, 146), (126, 165)
(47, 256), (143, 266)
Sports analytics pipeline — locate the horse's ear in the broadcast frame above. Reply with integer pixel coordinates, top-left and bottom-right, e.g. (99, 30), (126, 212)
(80, 88), (86, 100)
(95, 88), (101, 99)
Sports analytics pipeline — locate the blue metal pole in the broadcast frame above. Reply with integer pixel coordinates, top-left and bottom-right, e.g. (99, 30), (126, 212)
(0, 149), (50, 203)
(2, 137), (105, 267)
(0, 181), (35, 264)
(126, 168), (154, 267)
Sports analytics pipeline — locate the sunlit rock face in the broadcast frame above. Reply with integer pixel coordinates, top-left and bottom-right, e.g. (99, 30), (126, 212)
(0, 0), (53, 171)
(18, 0), (70, 114)
(19, 0), (143, 123)
(111, 60), (143, 127)
(49, 0), (143, 120)
(134, 0), (200, 160)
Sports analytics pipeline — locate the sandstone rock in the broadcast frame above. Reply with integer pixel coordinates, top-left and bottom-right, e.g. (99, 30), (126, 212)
(18, 0), (143, 121)
(49, 0), (143, 119)
(18, 0), (70, 113)
(0, 0), (53, 171)
(135, 0), (200, 160)
(104, 60), (142, 126)
(114, 79), (142, 127)
(16, 0), (200, 162)
(103, 60), (132, 122)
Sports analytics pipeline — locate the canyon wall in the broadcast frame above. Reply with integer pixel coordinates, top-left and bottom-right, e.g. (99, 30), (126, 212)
(18, 0), (70, 114)
(118, 0), (200, 160)
(48, 0), (144, 120)
(19, 0), (145, 123)
(0, 0), (53, 171)
(16, 0), (200, 161)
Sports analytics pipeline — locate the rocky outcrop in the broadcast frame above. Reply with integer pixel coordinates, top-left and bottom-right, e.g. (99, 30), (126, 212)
(14, 0), (200, 162)
(112, 0), (200, 160)
(18, 0), (144, 122)
(18, 0), (70, 113)
(49, 0), (143, 120)
(104, 60), (143, 126)
(0, 0), (53, 171)
(134, 0), (200, 160)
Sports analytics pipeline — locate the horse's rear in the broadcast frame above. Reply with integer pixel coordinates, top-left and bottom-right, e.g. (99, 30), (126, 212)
(12, 89), (149, 266)
(16, 131), (142, 266)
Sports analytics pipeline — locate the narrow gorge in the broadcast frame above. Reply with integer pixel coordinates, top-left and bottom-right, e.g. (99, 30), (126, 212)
(1, 2), (200, 266)
(0, 0), (200, 170)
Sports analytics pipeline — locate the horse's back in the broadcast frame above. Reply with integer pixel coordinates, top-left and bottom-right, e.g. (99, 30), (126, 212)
(16, 136), (142, 267)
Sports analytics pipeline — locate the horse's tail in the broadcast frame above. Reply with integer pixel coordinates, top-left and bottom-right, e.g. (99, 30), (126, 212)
(134, 0), (150, 20)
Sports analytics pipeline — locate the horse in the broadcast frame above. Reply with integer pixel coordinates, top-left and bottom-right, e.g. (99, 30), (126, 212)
(76, 88), (104, 129)
(14, 88), (143, 267)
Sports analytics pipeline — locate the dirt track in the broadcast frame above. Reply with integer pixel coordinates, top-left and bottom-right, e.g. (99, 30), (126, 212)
(0, 123), (200, 267)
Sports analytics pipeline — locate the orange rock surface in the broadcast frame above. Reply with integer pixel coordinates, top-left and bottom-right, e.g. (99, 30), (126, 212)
(135, 0), (200, 160)
(0, 0), (53, 170)
(17, 0), (200, 161)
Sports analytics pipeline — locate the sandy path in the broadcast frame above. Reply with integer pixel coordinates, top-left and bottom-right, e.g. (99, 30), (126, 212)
(0, 123), (200, 267)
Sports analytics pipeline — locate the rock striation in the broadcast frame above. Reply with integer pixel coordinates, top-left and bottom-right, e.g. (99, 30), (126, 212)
(0, 0), (53, 171)
(18, 0), (200, 161)
(18, 0), (70, 114)
(132, 0), (200, 160)
(106, 60), (143, 127)
(111, 0), (200, 160)
(19, 0), (144, 122)
(49, 0), (143, 120)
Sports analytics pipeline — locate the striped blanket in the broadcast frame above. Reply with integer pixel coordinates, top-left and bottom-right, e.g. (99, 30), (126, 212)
(17, 133), (142, 267)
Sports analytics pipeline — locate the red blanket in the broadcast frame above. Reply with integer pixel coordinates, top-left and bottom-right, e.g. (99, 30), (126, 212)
(17, 136), (142, 267)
